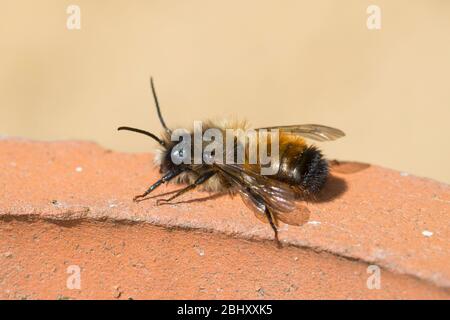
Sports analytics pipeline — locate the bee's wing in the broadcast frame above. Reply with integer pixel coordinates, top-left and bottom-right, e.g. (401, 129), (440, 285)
(216, 163), (296, 212)
(240, 189), (310, 227)
(275, 205), (310, 226)
(215, 164), (310, 226)
(238, 186), (270, 224)
(255, 124), (345, 142)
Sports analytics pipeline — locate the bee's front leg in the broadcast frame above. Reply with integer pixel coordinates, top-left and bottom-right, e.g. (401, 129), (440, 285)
(134, 169), (182, 202)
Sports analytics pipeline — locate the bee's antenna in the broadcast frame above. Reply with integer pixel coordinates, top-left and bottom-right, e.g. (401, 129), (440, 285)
(150, 77), (172, 136)
(117, 126), (166, 147)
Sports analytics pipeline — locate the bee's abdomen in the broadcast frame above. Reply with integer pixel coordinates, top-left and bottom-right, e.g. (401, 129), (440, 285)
(296, 146), (328, 194)
(277, 144), (329, 195)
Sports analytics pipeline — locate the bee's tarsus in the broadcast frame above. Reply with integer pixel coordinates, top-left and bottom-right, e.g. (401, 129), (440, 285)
(132, 169), (184, 204)
(264, 207), (282, 247)
(275, 238), (282, 249)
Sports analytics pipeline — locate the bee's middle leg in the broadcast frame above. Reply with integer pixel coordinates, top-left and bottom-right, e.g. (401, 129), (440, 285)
(156, 171), (215, 205)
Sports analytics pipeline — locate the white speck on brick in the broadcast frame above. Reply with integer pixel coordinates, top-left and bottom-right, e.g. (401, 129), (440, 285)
(75, 166), (83, 172)
(195, 246), (205, 256)
(400, 172), (409, 177)
(422, 230), (433, 237)
(308, 220), (321, 226)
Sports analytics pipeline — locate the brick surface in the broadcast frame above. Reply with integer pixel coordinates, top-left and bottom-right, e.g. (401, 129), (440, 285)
(0, 139), (449, 299)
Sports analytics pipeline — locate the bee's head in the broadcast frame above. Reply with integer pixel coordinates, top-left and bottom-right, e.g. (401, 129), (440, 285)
(158, 139), (191, 174)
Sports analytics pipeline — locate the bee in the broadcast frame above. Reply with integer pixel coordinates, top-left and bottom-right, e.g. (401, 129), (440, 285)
(118, 78), (345, 247)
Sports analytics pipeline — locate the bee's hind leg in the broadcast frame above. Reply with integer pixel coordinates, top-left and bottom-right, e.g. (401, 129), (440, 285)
(156, 171), (215, 205)
(265, 207), (281, 248)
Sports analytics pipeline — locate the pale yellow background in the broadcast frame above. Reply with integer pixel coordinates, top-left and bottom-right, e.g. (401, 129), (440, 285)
(1, 1), (450, 183)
